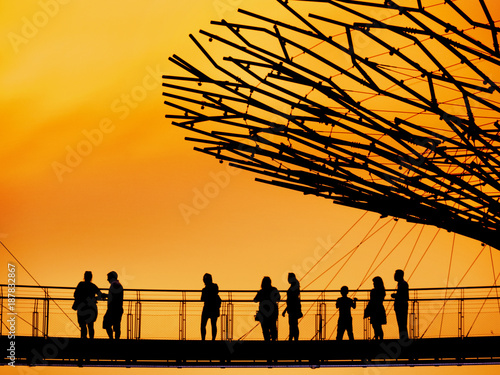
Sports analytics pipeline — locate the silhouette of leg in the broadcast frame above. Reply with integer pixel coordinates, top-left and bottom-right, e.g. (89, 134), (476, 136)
(347, 318), (354, 340)
(114, 323), (121, 339)
(372, 324), (383, 340)
(336, 320), (345, 340)
(261, 320), (271, 341)
(88, 322), (95, 339)
(270, 320), (278, 341)
(289, 316), (299, 341)
(201, 311), (209, 340)
(80, 324), (87, 339)
(106, 327), (113, 339)
(210, 317), (218, 340)
(395, 305), (408, 339)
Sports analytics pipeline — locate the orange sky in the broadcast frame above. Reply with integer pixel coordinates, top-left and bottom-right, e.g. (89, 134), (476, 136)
(1, 1), (500, 374)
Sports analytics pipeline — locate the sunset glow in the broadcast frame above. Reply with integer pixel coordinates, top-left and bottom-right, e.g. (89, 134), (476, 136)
(2, 1), (500, 374)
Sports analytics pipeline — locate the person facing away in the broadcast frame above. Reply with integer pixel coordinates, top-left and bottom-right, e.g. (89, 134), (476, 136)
(282, 272), (302, 341)
(73, 271), (102, 339)
(391, 269), (409, 340)
(102, 271), (124, 339)
(364, 276), (387, 340)
(254, 276), (281, 341)
(336, 285), (357, 340)
(200, 273), (221, 341)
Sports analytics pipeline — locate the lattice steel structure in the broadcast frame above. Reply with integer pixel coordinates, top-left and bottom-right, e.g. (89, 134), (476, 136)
(163, 0), (500, 250)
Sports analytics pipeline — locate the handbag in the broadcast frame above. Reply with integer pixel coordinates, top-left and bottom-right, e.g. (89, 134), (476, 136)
(363, 302), (372, 319)
(72, 300), (79, 311)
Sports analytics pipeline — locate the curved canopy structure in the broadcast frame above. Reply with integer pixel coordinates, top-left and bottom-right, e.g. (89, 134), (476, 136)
(163, 0), (500, 250)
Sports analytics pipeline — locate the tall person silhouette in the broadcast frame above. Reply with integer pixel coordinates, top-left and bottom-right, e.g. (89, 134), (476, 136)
(391, 269), (409, 339)
(254, 276), (280, 341)
(282, 273), (302, 341)
(364, 276), (386, 340)
(200, 273), (221, 340)
(73, 271), (102, 339)
(102, 271), (123, 339)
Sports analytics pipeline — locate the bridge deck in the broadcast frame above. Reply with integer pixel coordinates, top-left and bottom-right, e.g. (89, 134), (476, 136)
(2, 336), (500, 368)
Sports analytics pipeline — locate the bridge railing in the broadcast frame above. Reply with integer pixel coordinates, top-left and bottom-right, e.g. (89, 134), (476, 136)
(1, 285), (499, 341)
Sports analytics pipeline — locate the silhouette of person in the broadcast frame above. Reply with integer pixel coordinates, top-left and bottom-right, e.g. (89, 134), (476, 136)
(102, 271), (124, 339)
(391, 269), (409, 339)
(73, 271), (102, 339)
(364, 276), (386, 340)
(254, 276), (280, 341)
(282, 272), (302, 341)
(200, 273), (221, 341)
(336, 285), (357, 340)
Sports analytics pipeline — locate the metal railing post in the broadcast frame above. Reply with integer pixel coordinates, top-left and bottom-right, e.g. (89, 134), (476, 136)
(42, 289), (49, 339)
(127, 300), (133, 340)
(32, 299), (39, 337)
(315, 292), (326, 340)
(135, 291), (142, 340)
(221, 291), (233, 341)
(458, 288), (465, 339)
(410, 290), (419, 339)
(179, 291), (186, 340)
(0, 286), (3, 337)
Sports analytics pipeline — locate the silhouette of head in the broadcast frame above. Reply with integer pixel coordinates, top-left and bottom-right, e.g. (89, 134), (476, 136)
(372, 276), (385, 290)
(107, 271), (118, 283)
(288, 272), (298, 284)
(203, 273), (212, 285)
(340, 285), (349, 296)
(394, 269), (404, 282)
(261, 276), (272, 289)
(84, 271), (92, 282)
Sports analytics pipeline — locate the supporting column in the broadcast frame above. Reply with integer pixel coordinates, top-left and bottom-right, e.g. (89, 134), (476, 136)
(179, 291), (187, 340)
(409, 290), (419, 339)
(42, 289), (49, 339)
(221, 292), (233, 341)
(32, 299), (39, 337)
(315, 292), (326, 340)
(135, 291), (142, 340)
(458, 288), (464, 338)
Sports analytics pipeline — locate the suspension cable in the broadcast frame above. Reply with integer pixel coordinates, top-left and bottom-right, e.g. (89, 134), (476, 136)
(300, 211), (368, 282)
(407, 228), (441, 282)
(1, 241), (79, 331)
(403, 225), (424, 272)
(419, 243), (488, 339)
(439, 233), (455, 337)
(466, 265), (500, 337)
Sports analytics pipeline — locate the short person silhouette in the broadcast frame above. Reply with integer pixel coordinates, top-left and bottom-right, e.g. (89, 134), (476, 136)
(336, 286), (357, 340)
(254, 276), (280, 341)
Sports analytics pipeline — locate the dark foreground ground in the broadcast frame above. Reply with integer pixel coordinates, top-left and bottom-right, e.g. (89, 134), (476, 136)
(2, 335), (499, 368)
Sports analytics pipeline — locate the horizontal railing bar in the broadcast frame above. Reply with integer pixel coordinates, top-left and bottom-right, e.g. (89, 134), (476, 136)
(2, 284), (499, 293)
(2, 296), (499, 303)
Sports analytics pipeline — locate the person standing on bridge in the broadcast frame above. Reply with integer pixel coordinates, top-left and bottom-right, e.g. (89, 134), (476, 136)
(102, 271), (124, 339)
(254, 276), (281, 341)
(364, 276), (386, 340)
(391, 269), (409, 340)
(73, 271), (102, 339)
(336, 285), (357, 340)
(282, 272), (302, 341)
(200, 273), (221, 340)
